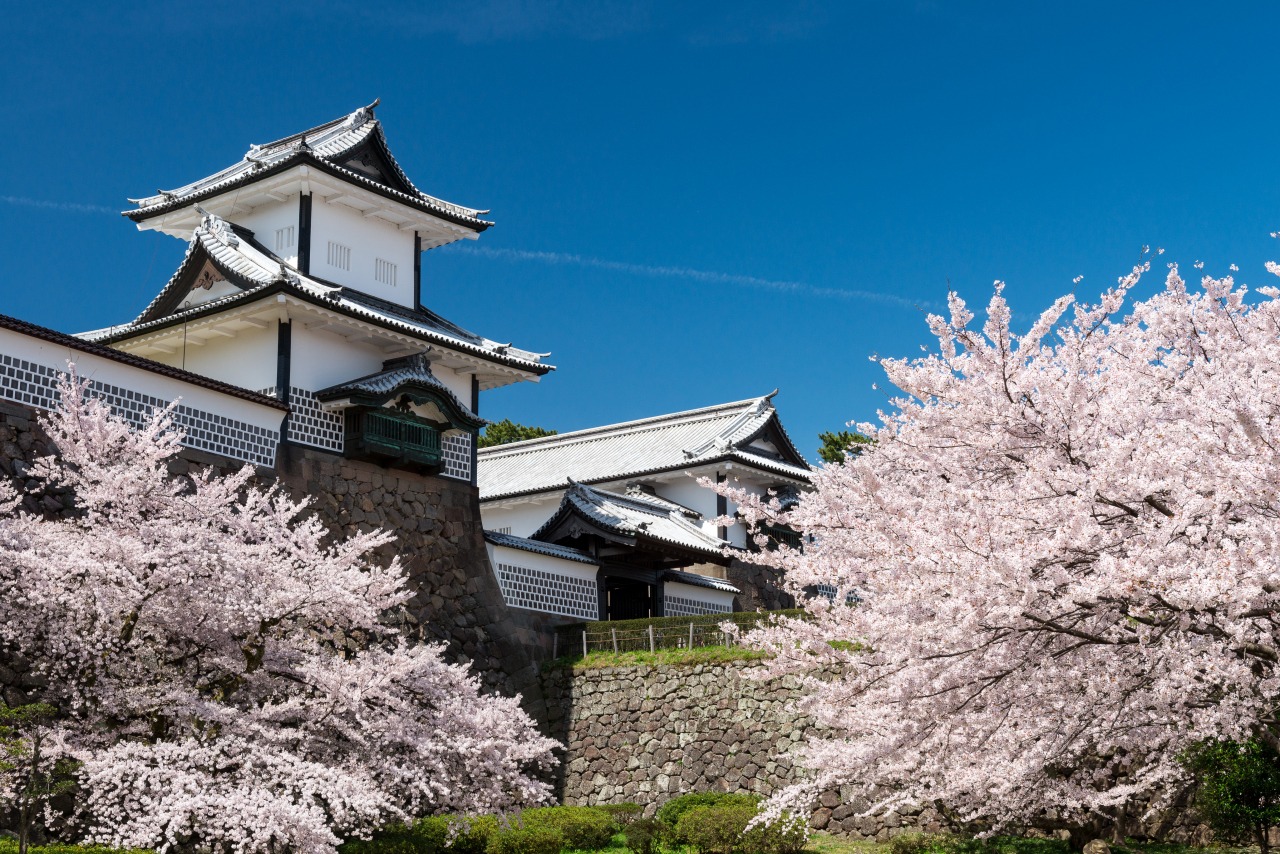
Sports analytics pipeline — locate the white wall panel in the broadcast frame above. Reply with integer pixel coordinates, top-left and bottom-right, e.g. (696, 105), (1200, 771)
(311, 199), (415, 307)
(238, 198), (301, 268)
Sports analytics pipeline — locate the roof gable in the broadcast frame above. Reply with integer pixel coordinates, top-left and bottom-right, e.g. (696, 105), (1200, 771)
(316, 353), (485, 431)
(532, 481), (732, 564)
(79, 213), (551, 379)
(124, 101), (492, 233)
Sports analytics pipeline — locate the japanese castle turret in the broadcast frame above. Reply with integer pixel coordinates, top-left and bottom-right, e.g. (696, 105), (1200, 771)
(81, 100), (551, 480)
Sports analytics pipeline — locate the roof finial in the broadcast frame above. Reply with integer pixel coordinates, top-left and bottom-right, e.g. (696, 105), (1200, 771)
(345, 99), (379, 130)
(194, 205), (238, 249)
(752, 390), (778, 415)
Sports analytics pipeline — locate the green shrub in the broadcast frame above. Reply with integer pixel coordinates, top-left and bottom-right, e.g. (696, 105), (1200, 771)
(444, 816), (499, 854)
(677, 804), (755, 854)
(891, 834), (952, 854)
(889, 835), (1000, 854)
(600, 803), (644, 827)
(673, 803), (809, 854)
(1183, 738), (1280, 852)
(339, 822), (431, 854)
(484, 824), (563, 854)
(656, 792), (760, 840)
(519, 806), (617, 850)
(340, 815), (492, 854)
(624, 817), (665, 854)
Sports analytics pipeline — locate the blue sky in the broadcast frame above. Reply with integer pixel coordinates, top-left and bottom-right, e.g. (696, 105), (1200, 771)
(3, 1), (1279, 460)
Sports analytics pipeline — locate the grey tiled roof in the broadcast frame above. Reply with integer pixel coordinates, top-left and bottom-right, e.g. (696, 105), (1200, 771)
(477, 394), (812, 500)
(316, 353), (483, 426)
(125, 102), (491, 230)
(534, 482), (731, 559)
(483, 531), (597, 564)
(662, 569), (739, 595)
(78, 215), (551, 375)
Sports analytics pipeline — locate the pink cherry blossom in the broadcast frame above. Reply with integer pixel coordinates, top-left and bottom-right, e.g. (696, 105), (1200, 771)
(0, 372), (557, 853)
(722, 261), (1280, 832)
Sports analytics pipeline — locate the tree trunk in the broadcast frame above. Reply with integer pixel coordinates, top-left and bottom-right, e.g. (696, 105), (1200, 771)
(18, 800), (29, 854)
(1257, 822), (1269, 854)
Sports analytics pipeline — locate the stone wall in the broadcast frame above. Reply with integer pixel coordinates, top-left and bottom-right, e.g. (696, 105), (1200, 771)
(541, 658), (947, 840)
(728, 559), (793, 612)
(273, 443), (564, 709)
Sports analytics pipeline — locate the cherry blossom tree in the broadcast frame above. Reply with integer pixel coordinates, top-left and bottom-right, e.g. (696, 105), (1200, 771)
(0, 373), (557, 853)
(724, 255), (1280, 834)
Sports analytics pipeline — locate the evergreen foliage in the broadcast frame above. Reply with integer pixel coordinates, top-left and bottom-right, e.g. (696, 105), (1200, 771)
(477, 419), (557, 448)
(815, 430), (873, 465)
(1183, 739), (1280, 854)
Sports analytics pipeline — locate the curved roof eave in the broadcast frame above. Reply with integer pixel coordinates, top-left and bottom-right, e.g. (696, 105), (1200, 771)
(82, 284), (553, 376)
(480, 451), (811, 503)
(124, 152), (494, 233)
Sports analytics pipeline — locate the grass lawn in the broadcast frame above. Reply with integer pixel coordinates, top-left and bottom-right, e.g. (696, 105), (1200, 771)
(544, 645), (767, 671)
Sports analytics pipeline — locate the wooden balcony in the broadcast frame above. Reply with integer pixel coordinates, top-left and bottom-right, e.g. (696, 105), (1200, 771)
(344, 407), (442, 470)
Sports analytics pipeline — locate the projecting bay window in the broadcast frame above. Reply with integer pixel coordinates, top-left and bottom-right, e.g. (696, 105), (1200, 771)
(342, 407), (443, 470)
(315, 354), (485, 477)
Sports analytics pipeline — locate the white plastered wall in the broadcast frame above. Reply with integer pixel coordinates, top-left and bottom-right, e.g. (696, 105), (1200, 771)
(289, 324), (386, 392)
(237, 198), (301, 268)
(649, 477), (718, 521)
(435, 364), (474, 406)
(481, 493), (564, 537)
(311, 198), (415, 307)
(137, 323), (278, 394)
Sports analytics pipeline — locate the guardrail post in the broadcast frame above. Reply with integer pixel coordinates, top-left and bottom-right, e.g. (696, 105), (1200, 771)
(582, 630), (588, 657)
(689, 622), (694, 650)
(552, 633), (558, 659)
(648, 624), (655, 653)
(611, 628), (618, 654)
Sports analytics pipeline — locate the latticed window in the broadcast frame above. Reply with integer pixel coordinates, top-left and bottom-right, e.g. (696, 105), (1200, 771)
(374, 258), (397, 287)
(327, 241), (351, 271)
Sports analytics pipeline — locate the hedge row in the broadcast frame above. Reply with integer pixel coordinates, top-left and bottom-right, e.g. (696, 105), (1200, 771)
(341, 794), (809, 854)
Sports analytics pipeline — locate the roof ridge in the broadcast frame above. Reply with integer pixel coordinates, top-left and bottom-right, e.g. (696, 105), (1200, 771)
(573, 481), (673, 516)
(252, 100), (378, 152)
(478, 393), (777, 457)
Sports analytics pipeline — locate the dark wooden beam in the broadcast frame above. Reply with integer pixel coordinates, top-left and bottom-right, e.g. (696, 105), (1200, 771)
(297, 193), (313, 274)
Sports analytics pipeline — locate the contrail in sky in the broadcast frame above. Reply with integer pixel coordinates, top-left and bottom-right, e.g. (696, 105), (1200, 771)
(0, 196), (934, 311)
(0, 196), (118, 215)
(452, 245), (934, 310)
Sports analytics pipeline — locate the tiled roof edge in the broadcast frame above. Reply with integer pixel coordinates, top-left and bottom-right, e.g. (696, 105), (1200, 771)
(477, 394), (777, 458)
(479, 452), (811, 502)
(483, 530), (597, 564)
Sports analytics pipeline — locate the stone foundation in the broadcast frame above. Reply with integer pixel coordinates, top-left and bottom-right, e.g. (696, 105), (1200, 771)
(541, 658), (948, 839)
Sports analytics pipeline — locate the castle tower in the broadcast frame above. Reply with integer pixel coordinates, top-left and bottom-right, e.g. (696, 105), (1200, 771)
(82, 100), (552, 483)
